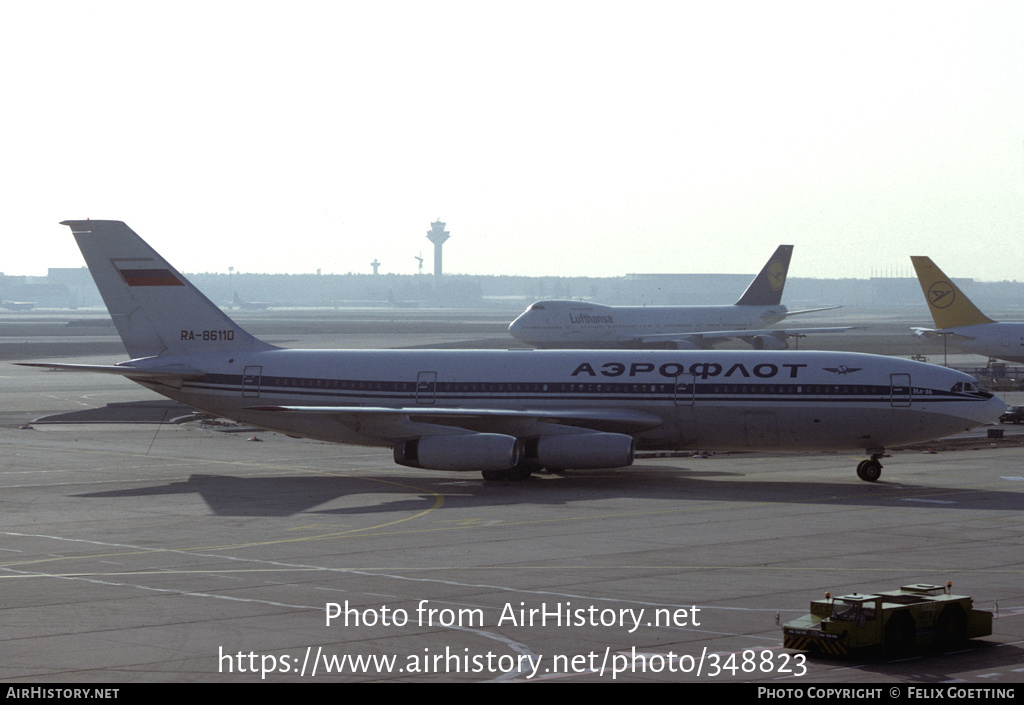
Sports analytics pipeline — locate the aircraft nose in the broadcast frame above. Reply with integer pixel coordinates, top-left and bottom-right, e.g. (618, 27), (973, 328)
(509, 313), (530, 341)
(988, 394), (1008, 422)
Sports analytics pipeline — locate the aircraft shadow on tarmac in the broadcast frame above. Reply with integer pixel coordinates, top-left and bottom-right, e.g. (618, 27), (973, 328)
(31, 400), (204, 424)
(70, 464), (1024, 517)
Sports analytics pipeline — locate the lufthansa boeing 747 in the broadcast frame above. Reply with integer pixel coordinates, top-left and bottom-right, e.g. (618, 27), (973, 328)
(508, 245), (847, 350)
(19, 222), (1003, 483)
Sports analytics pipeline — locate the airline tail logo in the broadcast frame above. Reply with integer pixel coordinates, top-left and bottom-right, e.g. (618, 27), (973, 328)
(910, 255), (994, 328)
(768, 260), (787, 291)
(927, 281), (955, 309)
(117, 268), (184, 287)
(112, 257), (185, 287)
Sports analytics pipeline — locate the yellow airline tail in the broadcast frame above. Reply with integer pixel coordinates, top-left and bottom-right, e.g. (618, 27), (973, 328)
(910, 256), (994, 329)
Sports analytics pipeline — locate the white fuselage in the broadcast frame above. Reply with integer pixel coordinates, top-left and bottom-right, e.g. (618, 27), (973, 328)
(48, 220), (1002, 481)
(132, 348), (1001, 453)
(508, 301), (788, 348)
(926, 322), (1024, 363)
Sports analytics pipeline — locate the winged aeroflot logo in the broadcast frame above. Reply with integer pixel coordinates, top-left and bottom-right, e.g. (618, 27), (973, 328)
(823, 365), (862, 376)
(927, 281), (955, 309)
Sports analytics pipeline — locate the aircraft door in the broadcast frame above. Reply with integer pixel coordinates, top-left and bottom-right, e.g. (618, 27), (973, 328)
(890, 373), (911, 407)
(674, 373), (695, 406)
(416, 371), (437, 404)
(242, 366), (262, 398)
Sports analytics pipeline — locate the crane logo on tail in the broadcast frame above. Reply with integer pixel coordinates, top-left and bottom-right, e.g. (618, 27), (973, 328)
(768, 260), (787, 291)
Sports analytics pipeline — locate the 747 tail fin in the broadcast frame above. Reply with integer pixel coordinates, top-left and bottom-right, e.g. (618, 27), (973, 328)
(63, 220), (272, 359)
(910, 256), (994, 330)
(734, 245), (793, 306)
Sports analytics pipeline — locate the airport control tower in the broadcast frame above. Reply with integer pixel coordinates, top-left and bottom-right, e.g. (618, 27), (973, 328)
(426, 219), (449, 276)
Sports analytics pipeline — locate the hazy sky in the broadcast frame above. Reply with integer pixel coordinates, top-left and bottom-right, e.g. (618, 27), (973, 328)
(4, 2), (1023, 281)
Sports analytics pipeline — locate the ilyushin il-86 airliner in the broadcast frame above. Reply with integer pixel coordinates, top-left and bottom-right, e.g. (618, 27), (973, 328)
(19, 221), (1004, 483)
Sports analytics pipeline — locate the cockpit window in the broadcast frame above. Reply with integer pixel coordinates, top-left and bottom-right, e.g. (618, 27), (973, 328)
(529, 303), (545, 311)
(951, 380), (993, 398)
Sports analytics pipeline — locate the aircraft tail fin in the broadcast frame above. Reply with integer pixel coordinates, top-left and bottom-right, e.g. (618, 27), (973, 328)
(910, 256), (994, 329)
(63, 220), (273, 359)
(735, 245), (793, 306)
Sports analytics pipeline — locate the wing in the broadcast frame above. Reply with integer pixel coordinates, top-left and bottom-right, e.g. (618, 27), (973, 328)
(19, 362), (664, 439)
(624, 327), (851, 347)
(247, 405), (664, 436)
(764, 326), (854, 336)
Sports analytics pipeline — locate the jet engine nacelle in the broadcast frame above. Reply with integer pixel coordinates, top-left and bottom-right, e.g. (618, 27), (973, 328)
(750, 334), (788, 350)
(394, 434), (522, 471)
(534, 433), (636, 469)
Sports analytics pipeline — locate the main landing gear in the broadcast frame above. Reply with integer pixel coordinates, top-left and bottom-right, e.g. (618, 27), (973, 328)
(481, 460), (540, 482)
(856, 453), (887, 482)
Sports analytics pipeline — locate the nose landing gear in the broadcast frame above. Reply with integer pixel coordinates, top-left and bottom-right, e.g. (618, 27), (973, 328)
(856, 453), (886, 482)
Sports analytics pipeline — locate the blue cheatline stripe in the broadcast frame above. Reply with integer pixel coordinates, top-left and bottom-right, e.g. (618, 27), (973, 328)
(173, 374), (979, 405)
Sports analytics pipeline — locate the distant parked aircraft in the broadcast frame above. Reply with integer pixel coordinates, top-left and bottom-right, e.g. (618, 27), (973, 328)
(509, 245), (846, 350)
(230, 292), (271, 310)
(911, 256), (1024, 363)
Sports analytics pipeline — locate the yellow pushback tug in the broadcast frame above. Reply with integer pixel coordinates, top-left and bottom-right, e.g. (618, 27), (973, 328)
(783, 583), (992, 656)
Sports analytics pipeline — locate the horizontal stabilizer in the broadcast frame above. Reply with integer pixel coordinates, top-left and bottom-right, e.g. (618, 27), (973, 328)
(15, 362), (205, 379)
(785, 305), (842, 317)
(910, 327), (977, 341)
